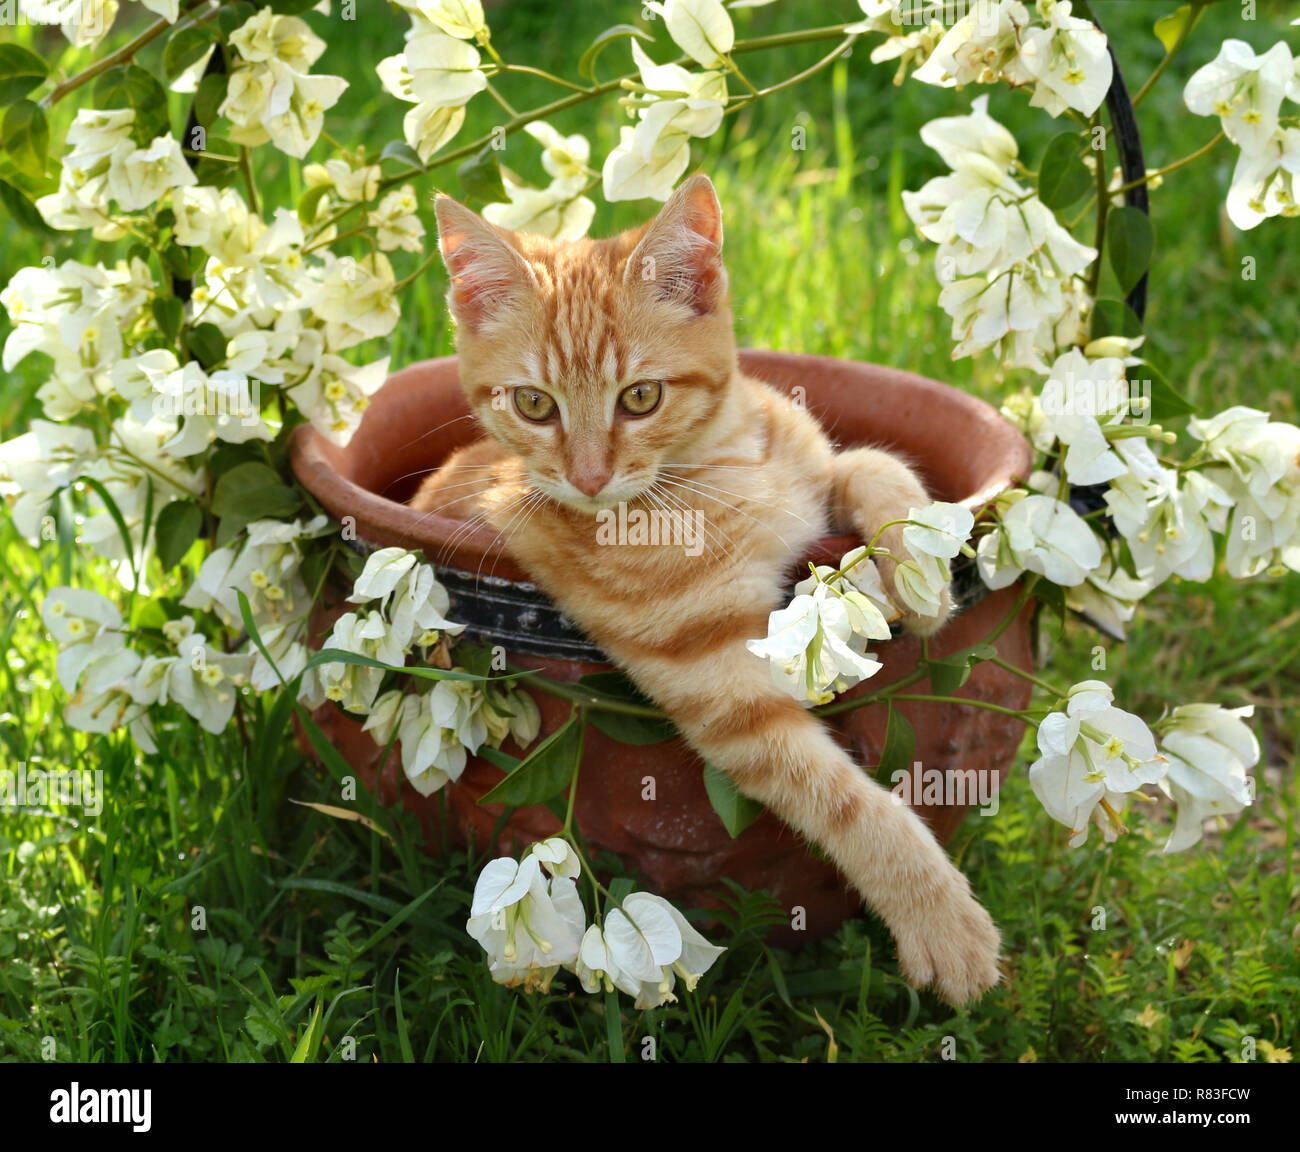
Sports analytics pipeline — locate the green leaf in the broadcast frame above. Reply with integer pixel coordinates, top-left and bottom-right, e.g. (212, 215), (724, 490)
(1107, 206), (1154, 295)
(163, 242), (197, 281)
(154, 500), (202, 570)
(152, 295), (184, 343)
(588, 710), (677, 745)
(296, 181), (332, 225)
(577, 671), (676, 744)
(875, 706), (915, 783)
(184, 321), (227, 368)
(1036, 131), (1092, 210)
(163, 22), (217, 82)
(478, 716), (581, 808)
(212, 462), (302, 524)
(94, 65), (170, 146)
(924, 653), (970, 697)
(193, 72), (228, 129)
(1154, 4), (1202, 54)
(1143, 360), (1197, 420)
(456, 143), (508, 204)
(0, 44), (48, 107)
(193, 133), (240, 190)
(0, 174), (54, 237)
(304, 648), (528, 684)
(578, 24), (654, 81)
(1092, 296), (1144, 340)
(216, 2), (257, 39)
(2, 100), (48, 178)
(289, 999), (323, 1063)
(267, 0), (321, 12)
(380, 140), (423, 169)
(702, 762), (763, 838)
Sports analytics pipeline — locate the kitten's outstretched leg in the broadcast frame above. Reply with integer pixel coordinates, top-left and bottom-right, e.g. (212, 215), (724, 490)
(829, 446), (955, 636)
(624, 637), (1001, 1005)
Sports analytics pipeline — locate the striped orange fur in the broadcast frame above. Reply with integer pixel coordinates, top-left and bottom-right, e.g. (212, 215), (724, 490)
(413, 175), (1000, 1004)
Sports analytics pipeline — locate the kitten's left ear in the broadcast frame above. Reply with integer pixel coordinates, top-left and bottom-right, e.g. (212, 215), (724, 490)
(624, 173), (727, 315)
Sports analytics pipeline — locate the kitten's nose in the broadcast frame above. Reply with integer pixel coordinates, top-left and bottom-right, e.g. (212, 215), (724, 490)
(569, 466), (612, 497)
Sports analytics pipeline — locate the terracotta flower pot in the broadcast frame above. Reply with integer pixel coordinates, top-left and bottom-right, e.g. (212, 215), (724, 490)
(290, 351), (1035, 944)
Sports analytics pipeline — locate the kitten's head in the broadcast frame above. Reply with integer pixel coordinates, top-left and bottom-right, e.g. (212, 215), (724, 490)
(434, 174), (736, 512)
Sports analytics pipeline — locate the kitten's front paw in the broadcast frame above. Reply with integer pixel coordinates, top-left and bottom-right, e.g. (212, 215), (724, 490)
(893, 882), (1001, 1006)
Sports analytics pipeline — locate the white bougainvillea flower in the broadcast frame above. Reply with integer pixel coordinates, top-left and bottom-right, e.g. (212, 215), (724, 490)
(1105, 467), (1231, 585)
(368, 186), (426, 252)
(574, 923), (642, 997)
(0, 420), (95, 540)
(1017, 0), (1113, 117)
(393, 691), (468, 794)
(1187, 407), (1300, 577)
(308, 253), (400, 350)
(795, 558), (896, 640)
(467, 854), (585, 991)
(747, 582), (883, 704)
(912, 0), (1034, 90)
(103, 134), (197, 211)
(427, 678), (490, 755)
(153, 363), (273, 456)
(221, 10), (347, 158)
(403, 102), (467, 163)
(1190, 406), (1300, 511)
(596, 892), (725, 1007)
(1064, 555), (1153, 641)
(347, 548), (464, 650)
(481, 684), (542, 750)
(397, 0), (489, 41)
(161, 625), (255, 735)
(20, 0), (118, 47)
(834, 546), (903, 625)
(1038, 350), (1151, 486)
(644, 0), (734, 69)
(893, 551), (951, 619)
(916, 94), (1020, 172)
(64, 646), (157, 752)
(603, 125), (692, 203)
(304, 157), (382, 204)
(1029, 680), (1167, 846)
(302, 610), (405, 713)
(42, 587), (124, 693)
(1155, 704), (1258, 852)
(1184, 40), (1296, 158)
(977, 492), (1103, 589)
(1225, 127), (1300, 230)
(603, 43), (727, 202)
(401, 29), (488, 108)
(483, 174), (596, 241)
(350, 548), (419, 602)
(903, 501), (975, 561)
(529, 837), (581, 880)
(182, 514), (328, 627)
(525, 121), (592, 194)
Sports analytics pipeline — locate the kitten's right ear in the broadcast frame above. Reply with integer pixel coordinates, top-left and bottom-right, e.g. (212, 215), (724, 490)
(434, 195), (537, 332)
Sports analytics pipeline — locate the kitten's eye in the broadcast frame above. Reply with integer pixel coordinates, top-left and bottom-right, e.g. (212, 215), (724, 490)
(514, 387), (557, 422)
(619, 381), (662, 417)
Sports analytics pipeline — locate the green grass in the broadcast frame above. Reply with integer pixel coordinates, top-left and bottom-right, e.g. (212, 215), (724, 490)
(0, 0), (1297, 1063)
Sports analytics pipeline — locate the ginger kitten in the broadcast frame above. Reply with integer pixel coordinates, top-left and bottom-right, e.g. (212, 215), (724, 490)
(412, 174), (1000, 1004)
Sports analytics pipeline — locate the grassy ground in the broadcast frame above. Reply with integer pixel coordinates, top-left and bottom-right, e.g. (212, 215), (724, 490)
(0, 0), (1297, 1062)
